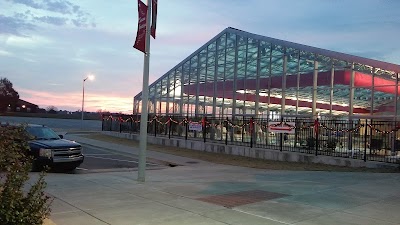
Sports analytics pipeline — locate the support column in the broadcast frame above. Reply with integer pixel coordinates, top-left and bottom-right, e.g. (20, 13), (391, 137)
(349, 63), (355, 117)
(295, 51), (300, 114)
(266, 44), (272, 118)
(396, 73), (399, 117)
(266, 44), (273, 146)
(329, 63), (335, 115)
(212, 39), (219, 117)
(254, 41), (261, 117)
(195, 57), (200, 117)
(281, 54), (287, 116)
(231, 35), (239, 118)
(222, 34), (228, 118)
(166, 74), (170, 117)
(348, 63), (355, 153)
(392, 72), (399, 155)
(179, 66), (184, 116)
(312, 60), (319, 117)
(243, 38), (249, 115)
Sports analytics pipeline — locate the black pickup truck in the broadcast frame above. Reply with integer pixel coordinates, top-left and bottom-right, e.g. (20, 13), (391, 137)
(25, 124), (84, 171)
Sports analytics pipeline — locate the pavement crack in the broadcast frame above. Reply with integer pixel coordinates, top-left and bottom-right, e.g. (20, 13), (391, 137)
(49, 194), (111, 225)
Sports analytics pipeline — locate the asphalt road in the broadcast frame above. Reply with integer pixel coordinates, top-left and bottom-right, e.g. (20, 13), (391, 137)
(1, 116), (163, 173)
(73, 144), (161, 173)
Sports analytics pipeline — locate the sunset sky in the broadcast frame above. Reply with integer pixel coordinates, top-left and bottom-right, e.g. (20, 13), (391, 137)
(1, 0), (400, 114)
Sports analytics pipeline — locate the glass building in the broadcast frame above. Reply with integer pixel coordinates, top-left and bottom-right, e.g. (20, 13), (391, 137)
(133, 27), (400, 120)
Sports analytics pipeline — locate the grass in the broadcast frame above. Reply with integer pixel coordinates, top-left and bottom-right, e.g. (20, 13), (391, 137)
(82, 133), (400, 173)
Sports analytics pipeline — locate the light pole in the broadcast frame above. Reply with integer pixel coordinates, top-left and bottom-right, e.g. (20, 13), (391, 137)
(81, 74), (94, 129)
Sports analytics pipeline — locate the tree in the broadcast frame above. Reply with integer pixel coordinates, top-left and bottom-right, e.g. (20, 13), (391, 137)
(46, 106), (58, 114)
(0, 125), (51, 224)
(0, 78), (19, 112)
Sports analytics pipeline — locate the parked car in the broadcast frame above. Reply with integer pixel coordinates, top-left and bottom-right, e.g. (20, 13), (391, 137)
(25, 124), (84, 171)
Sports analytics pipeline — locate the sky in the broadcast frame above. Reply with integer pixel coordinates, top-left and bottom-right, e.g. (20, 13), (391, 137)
(1, 0), (400, 114)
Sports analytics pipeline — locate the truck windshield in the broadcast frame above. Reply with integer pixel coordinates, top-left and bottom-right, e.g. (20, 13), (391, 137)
(25, 126), (60, 140)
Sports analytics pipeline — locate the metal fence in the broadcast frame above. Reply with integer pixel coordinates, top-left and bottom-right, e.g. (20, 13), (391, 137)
(102, 114), (400, 164)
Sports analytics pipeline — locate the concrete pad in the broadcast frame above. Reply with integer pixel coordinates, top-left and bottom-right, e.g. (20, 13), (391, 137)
(40, 135), (400, 225)
(333, 186), (395, 201)
(377, 195), (400, 205)
(50, 198), (80, 215)
(202, 209), (287, 225)
(258, 182), (333, 195)
(51, 211), (106, 225)
(294, 211), (397, 225)
(345, 201), (400, 224)
(196, 181), (266, 195)
(46, 186), (118, 199)
(237, 200), (331, 224)
(163, 197), (226, 214)
(141, 211), (232, 225)
(277, 192), (370, 210)
(87, 201), (191, 225)
(61, 192), (151, 211)
(129, 188), (185, 202)
(148, 183), (211, 198)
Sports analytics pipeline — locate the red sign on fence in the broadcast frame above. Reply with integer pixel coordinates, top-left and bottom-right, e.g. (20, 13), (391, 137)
(268, 122), (295, 134)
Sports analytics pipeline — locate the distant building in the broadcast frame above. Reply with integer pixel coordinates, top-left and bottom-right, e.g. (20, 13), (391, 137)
(8, 99), (39, 113)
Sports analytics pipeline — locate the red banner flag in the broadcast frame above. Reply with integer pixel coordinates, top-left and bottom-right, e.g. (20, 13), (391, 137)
(151, 0), (157, 39)
(133, 0), (147, 53)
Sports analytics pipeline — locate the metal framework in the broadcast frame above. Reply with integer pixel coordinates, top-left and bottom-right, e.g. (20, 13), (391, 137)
(134, 27), (400, 119)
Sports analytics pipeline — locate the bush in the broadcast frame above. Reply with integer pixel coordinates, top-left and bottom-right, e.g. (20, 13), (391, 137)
(0, 125), (51, 225)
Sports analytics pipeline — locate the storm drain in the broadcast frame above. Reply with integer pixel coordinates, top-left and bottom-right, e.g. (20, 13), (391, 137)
(197, 190), (288, 208)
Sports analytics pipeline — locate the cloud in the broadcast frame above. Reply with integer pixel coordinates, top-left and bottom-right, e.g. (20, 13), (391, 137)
(34, 15), (67, 26)
(3, 0), (96, 31)
(8, 0), (80, 15)
(0, 15), (36, 36)
(0, 49), (13, 56)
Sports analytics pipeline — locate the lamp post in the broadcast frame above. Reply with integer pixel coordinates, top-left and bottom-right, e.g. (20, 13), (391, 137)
(81, 75), (94, 129)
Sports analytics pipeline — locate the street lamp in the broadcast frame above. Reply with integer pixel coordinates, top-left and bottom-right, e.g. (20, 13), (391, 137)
(81, 74), (95, 129)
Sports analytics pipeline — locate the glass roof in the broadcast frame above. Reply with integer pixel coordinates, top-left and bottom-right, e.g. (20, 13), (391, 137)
(135, 27), (400, 115)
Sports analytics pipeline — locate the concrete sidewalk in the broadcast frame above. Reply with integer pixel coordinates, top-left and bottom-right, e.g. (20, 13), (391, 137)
(46, 135), (400, 225)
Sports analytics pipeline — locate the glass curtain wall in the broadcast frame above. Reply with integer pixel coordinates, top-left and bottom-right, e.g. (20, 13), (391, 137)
(134, 28), (400, 121)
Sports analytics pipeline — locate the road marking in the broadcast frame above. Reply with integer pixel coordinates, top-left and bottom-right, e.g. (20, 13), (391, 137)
(76, 167), (89, 170)
(233, 209), (291, 225)
(84, 153), (115, 156)
(86, 155), (159, 165)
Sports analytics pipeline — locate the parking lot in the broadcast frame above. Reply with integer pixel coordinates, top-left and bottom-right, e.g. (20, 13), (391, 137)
(72, 144), (162, 173)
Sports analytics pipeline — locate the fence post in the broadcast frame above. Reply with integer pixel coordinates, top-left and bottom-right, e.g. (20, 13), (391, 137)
(294, 118), (298, 148)
(315, 118), (319, 156)
(165, 117), (168, 136)
(101, 115), (104, 131)
(130, 117), (133, 133)
(241, 116), (245, 143)
(185, 117), (188, 140)
(250, 117), (253, 148)
(110, 117), (112, 131)
(154, 117), (157, 137)
(364, 120), (368, 162)
(225, 117), (228, 145)
(168, 118), (172, 139)
(119, 118), (122, 133)
(203, 117), (207, 143)
(280, 117), (283, 152)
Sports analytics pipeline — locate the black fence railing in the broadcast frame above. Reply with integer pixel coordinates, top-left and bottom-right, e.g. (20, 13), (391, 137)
(102, 114), (400, 164)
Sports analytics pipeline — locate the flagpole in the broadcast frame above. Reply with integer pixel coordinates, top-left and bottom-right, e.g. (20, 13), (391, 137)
(138, 0), (152, 182)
